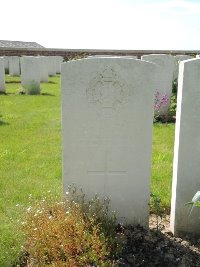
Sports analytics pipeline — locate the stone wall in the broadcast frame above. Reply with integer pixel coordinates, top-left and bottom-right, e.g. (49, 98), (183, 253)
(0, 47), (199, 59)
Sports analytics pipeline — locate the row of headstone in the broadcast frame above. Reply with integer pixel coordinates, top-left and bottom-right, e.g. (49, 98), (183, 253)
(0, 57), (5, 92)
(0, 53), (194, 102)
(61, 56), (200, 236)
(20, 56), (63, 92)
(2, 55), (63, 76)
(0, 56), (64, 93)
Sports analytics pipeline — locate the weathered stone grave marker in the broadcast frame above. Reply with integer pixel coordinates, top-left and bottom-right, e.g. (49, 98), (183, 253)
(8, 56), (20, 76)
(170, 58), (200, 236)
(21, 56), (40, 93)
(61, 57), (156, 227)
(0, 57), (5, 92)
(47, 56), (57, 76)
(3, 56), (9, 73)
(174, 55), (192, 80)
(37, 56), (48, 83)
(55, 56), (63, 74)
(141, 54), (176, 115)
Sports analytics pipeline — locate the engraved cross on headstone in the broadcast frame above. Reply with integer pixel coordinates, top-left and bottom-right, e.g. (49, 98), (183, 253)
(87, 151), (127, 193)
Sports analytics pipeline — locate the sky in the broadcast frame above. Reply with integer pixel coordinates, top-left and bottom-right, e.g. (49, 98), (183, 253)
(1, 0), (200, 50)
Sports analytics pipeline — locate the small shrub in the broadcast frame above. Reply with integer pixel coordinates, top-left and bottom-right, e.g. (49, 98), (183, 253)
(169, 94), (177, 115)
(24, 81), (40, 95)
(65, 186), (124, 259)
(150, 193), (165, 230)
(20, 187), (123, 266)
(172, 78), (178, 95)
(154, 91), (170, 115)
(154, 90), (177, 123)
(154, 91), (171, 122)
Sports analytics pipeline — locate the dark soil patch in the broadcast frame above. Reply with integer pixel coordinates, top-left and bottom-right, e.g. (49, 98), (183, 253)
(117, 215), (200, 267)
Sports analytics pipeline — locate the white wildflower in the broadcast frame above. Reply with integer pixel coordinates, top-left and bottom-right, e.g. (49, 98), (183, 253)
(27, 206), (32, 212)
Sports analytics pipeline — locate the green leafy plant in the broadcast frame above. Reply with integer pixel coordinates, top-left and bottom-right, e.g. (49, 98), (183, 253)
(24, 80), (40, 95)
(185, 191), (200, 216)
(150, 193), (165, 230)
(169, 94), (177, 115)
(172, 78), (178, 95)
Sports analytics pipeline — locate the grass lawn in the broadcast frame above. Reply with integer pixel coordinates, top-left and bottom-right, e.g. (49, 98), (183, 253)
(152, 123), (175, 212)
(0, 75), (62, 266)
(0, 75), (175, 266)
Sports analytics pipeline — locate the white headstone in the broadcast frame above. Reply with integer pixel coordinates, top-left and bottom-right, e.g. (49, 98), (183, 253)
(8, 56), (20, 76)
(37, 56), (48, 83)
(173, 55), (193, 80)
(141, 54), (176, 115)
(47, 56), (57, 76)
(0, 57), (5, 92)
(170, 58), (200, 236)
(62, 57), (156, 227)
(55, 56), (63, 74)
(3, 56), (9, 72)
(21, 56), (40, 92)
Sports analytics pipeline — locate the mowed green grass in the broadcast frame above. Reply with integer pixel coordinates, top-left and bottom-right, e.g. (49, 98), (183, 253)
(152, 123), (175, 212)
(0, 75), (62, 266)
(0, 75), (175, 266)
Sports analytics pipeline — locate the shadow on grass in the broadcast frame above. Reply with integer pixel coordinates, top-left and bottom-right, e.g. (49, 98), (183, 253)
(0, 120), (9, 126)
(48, 81), (57, 84)
(41, 93), (55, 96)
(6, 81), (21, 84)
(4, 92), (18, 96)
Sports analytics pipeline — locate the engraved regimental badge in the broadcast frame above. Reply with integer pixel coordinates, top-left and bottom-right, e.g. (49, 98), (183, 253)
(86, 66), (130, 109)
